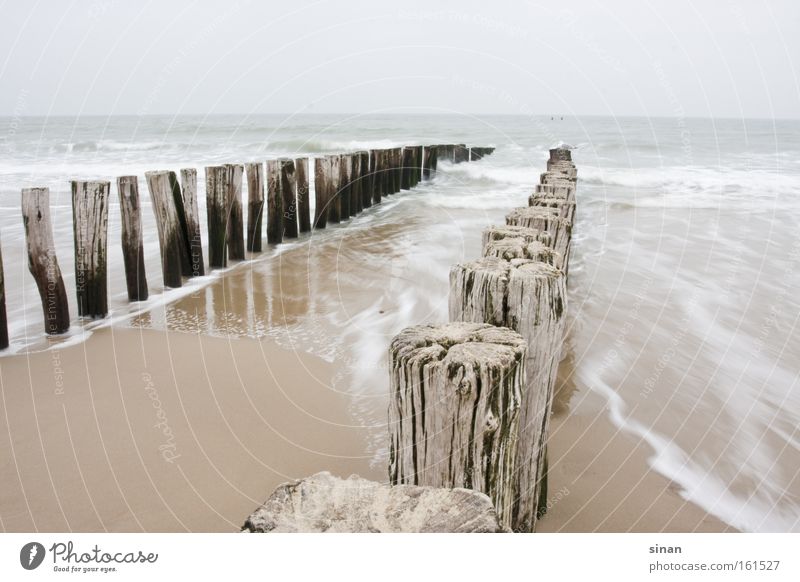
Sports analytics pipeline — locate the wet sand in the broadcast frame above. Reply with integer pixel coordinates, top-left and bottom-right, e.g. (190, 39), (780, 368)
(0, 327), (378, 532)
(0, 288), (730, 532)
(538, 400), (735, 532)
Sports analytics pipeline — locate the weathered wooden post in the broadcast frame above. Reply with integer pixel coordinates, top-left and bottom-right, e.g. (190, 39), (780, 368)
(414, 145), (423, 185)
(205, 165), (229, 268)
(359, 151), (372, 209)
(180, 169), (205, 276)
(423, 146), (434, 180)
(337, 154), (351, 219)
(280, 158), (298, 238)
(245, 162), (264, 252)
(369, 150), (382, 204)
(454, 144), (468, 164)
(389, 321), (527, 530)
(506, 207), (572, 266)
(71, 180), (110, 318)
(313, 156), (328, 229)
(0, 238), (8, 349)
(391, 148), (402, 193)
(145, 171), (191, 287)
(328, 155), (342, 223)
(401, 147), (414, 190)
(449, 257), (567, 532)
(266, 159), (284, 243)
(117, 176), (149, 301)
(296, 157), (311, 233)
(482, 225), (552, 252)
(350, 154), (362, 215)
(548, 146), (571, 164)
(21, 188), (70, 334)
(529, 195), (576, 223)
(226, 164), (246, 260)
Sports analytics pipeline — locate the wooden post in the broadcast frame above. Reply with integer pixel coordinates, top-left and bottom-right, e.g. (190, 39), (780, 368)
(205, 165), (229, 268)
(145, 171), (190, 287)
(359, 151), (372, 209)
(337, 154), (351, 219)
(0, 238), (8, 349)
(429, 145), (438, 177)
(534, 182), (576, 202)
(313, 156), (328, 229)
(449, 257), (567, 532)
(505, 207), (572, 267)
(350, 154), (362, 215)
(70, 181), (110, 318)
(549, 146), (571, 163)
(529, 195), (576, 224)
(226, 164), (246, 260)
(21, 188), (70, 334)
(401, 147), (414, 190)
(180, 169), (205, 276)
(296, 157), (311, 233)
(328, 155), (342, 223)
(414, 145), (423, 185)
(369, 150), (382, 204)
(245, 162), (264, 252)
(390, 148), (400, 194)
(117, 176), (149, 301)
(388, 321), (526, 530)
(423, 146), (433, 180)
(454, 144), (468, 164)
(280, 158), (298, 238)
(266, 159), (284, 244)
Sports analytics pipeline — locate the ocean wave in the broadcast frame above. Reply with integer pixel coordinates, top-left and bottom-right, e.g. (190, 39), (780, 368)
(437, 162), (539, 187)
(581, 165), (800, 194)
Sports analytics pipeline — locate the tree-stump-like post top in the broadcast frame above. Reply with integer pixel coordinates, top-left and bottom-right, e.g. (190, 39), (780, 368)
(388, 321), (527, 530)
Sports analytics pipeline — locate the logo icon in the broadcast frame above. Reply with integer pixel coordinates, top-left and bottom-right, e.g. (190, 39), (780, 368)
(20, 542), (46, 570)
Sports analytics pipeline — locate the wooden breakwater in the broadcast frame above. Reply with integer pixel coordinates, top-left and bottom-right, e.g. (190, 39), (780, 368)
(3, 144), (494, 345)
(389, 146), (577, 532)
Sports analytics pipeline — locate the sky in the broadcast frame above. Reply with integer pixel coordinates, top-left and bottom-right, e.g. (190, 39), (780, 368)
(0, 0), (798, 118)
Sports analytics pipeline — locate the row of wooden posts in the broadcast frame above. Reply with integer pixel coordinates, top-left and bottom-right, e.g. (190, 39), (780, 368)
(387, 146), (577, 532)
(0, 144), (494, 349)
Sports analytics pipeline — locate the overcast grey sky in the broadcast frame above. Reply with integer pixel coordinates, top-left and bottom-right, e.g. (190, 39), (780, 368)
(1, 0), (798, 118)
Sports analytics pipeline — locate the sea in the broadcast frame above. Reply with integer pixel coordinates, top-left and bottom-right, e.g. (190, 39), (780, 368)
(0, 113), (798, 532)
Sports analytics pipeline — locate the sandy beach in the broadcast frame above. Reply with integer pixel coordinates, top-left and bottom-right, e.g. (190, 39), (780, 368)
(0, 228), (731, 532)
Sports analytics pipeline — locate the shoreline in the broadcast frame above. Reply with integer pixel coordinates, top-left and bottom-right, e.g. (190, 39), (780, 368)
(539, 405), (735, 532)
(0, 320), (732, 532)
